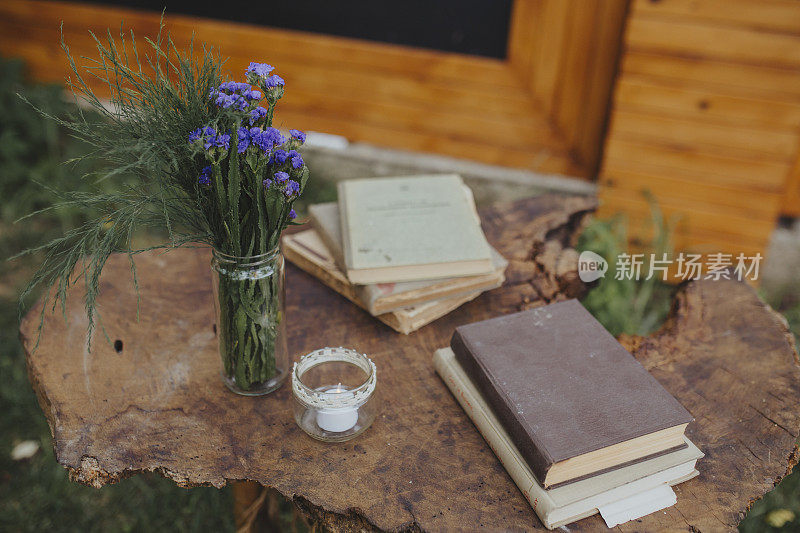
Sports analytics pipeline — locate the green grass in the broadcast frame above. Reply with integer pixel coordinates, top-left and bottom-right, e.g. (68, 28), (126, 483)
(740, 464), (800, 532)
(1, 55), (798, 531)
(576, 198), (676, 337)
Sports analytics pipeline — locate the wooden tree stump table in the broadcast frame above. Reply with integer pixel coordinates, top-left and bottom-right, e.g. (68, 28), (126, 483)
(21, 195), (800, 531)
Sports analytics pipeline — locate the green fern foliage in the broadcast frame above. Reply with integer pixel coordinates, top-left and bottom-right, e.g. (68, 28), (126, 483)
(16, 25), (234, 346)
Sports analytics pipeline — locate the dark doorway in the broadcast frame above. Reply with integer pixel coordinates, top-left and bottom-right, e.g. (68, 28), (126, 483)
(64, 0), (513, 58)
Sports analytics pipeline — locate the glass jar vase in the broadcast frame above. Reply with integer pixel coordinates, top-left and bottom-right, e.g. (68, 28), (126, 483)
(211, 247), (288, 395)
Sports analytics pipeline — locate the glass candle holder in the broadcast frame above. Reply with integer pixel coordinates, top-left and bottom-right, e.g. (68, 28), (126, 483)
(292, 347), (378, 442)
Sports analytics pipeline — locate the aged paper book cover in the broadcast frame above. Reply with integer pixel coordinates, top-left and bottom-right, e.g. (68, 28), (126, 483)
(337, 175), (494, 284)
(309, 201), (506, 315)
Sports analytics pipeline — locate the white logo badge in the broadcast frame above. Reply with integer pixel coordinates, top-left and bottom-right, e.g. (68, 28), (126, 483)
(578, 251), (608, 282)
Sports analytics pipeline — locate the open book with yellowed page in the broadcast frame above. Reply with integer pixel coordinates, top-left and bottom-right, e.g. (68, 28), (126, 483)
(433, 347), (703, 530)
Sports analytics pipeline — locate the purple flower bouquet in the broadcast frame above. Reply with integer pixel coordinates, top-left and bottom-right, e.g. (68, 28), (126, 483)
(189, 63), (309, 395)
(20, 28), (310, 397)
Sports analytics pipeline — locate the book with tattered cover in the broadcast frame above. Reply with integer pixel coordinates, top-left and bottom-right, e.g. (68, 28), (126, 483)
(337, 174), (494, 284)
(309, 201), (506, 315)
(282, 230), (483, 334)
(451, 300), (693, 488)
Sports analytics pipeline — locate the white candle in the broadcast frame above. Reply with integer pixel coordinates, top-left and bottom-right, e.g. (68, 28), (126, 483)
(315, 384), (359, 433)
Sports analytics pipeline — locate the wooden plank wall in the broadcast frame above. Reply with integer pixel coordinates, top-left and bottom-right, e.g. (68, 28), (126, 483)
(785, 153), (800, 217)
(0, 0), (630, 180)
(4, 0), (797, 256)
(0, 0), (592, 176)
(508, 0), (628, 175)
(599, 0), (800, 256)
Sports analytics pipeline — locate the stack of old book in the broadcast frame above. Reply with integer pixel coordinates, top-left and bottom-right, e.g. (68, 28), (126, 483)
(283, 174), (507, 333)
(434, 300), (703, 529)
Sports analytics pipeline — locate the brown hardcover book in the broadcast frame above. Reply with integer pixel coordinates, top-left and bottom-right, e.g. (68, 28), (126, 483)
(450, 300), (693, 488)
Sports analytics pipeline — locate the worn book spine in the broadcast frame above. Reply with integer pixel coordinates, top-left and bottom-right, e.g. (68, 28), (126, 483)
(282, 232), (482, 335)
(450, 329), (554, 485)
(363, 274), (502, 316)
(399, 291), (482, 333)
(432, 348), (556, 524)
(336, 180), (354, 275)
(310, 212), (346, 272)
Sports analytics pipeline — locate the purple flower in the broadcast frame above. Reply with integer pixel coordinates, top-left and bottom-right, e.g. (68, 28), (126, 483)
(190, 125), (218, 147)
(264, 74), (285, 88)
(215, 92), (234, 108)
(219, 81), (253, 94)
(273, 149), (289, 164)
(211, 86), (251, 110)
(290, 129), (306, 144)
(235, 96), (249, 111)
(198, 165), (212, 186)
(251, 127), (285, 152)
(197, 125), (218, 149)
(247, 126), (262, 146)
(244, 127), (286, 154)
(288, 208), (297, 220)
(284, 180), (300, 198)
(263, 178), (273, 189)
(274, 171), (289, 184)
(250, 129), (274, 152)
(287, 150), (303, 169)
(237, 127), (250, 153)
(246, 62), (274, 78)
(249, 106), (268, 125)
(212, 133), (231, 150)
(264, 127), (286, 146)
(251, 134), (269, 152)
(246, 89), (262, 100)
